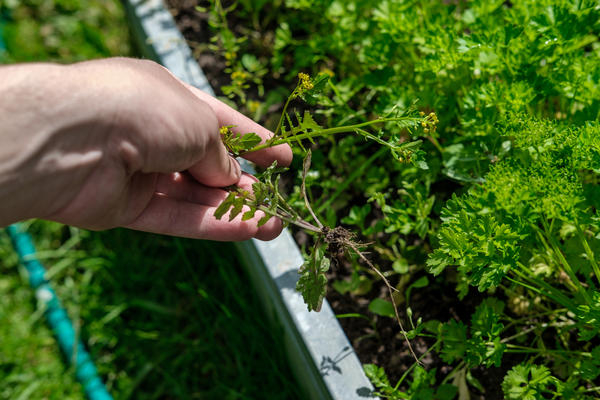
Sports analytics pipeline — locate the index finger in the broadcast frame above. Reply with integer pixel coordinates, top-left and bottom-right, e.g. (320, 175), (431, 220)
(187, 85), (293, 168)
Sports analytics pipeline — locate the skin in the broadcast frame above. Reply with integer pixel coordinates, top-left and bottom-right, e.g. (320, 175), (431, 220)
(0, 57), (292, 241)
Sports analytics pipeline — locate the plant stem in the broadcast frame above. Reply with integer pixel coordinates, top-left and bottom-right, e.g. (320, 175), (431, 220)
(507, 266), (577, 312)
(500, 320), (575, 344)
(428, 135), (444, 154)
(576, 225), (600, 285)
(245, 117), (421, 154)
(301, 150), (323, 229)
(583, 386), (600, 394)
(501, 308), (569, 331)
(539, 220), (592, 304)
(346, 241), (421, 364)
(256, 204), (320, 233)
(504, 343), (591, 357)
(394, 339), (441, 390)
(272, 88), (297, 139)
(440, 361), (466, 386)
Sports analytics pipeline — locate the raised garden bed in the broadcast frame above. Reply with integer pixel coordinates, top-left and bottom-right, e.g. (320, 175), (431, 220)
(128, 1), (600, 399)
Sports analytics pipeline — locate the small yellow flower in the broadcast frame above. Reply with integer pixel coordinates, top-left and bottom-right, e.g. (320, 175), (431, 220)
(419, 111), (425, 116)
(298, 72), (314, 91)
(219, 126), (230, 136)
(231, 70), (249, 82)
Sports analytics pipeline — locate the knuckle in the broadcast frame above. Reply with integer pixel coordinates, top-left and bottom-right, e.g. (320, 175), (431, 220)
(197, 104), (220, 150)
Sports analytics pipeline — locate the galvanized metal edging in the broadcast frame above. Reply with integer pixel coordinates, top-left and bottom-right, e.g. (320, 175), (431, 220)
(122, 1), (377, 398)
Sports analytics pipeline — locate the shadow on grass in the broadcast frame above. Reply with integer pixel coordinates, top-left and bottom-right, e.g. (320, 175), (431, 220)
(23, 224), (301, 400)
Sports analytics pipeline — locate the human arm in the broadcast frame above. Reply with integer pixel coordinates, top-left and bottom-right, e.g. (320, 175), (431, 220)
(0, 57), (292, 240)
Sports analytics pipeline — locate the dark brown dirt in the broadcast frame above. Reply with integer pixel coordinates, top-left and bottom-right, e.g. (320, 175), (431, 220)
(165, 0), (231, 91)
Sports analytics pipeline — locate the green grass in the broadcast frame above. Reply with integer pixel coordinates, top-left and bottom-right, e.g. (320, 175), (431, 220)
(1, 223), (301, 399)
(0, 1), (300, 399)
(0, 0), (130, 62)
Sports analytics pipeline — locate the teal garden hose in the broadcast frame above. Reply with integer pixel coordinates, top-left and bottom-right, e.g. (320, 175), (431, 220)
(0, 8), (6, 56)
(7, 224), (113, 400)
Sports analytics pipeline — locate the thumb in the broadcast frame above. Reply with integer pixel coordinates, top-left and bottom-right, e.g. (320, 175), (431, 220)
(187, 135), (242, 187)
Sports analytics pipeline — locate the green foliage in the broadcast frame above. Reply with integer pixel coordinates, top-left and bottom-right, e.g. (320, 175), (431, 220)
(0, 0), (130, 63)
(502, 364), (563, 400)
(296, 245), (330, 312)
(428, 115), (600, 298)
(213, 160), (293, 228)
(219, 125), (263, 157)
(576, 290), (600, 341)
(427, 209), (521, 296)
(201, 0), (600, 397)
(368, 298), (396, 318)
(440, 299), (506, 368)
(365, 363), (458, 400)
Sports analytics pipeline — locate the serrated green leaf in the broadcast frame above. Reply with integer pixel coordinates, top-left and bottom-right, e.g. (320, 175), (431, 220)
(502, 364), (560, 400)
(239, 132), (263, 150)
(257, 212), (273, 227)
(364, 364), (391, 390)
(242, 209), (256, 221)
(296, 246), (330, 312)
(228, 195), (245, 221)
(440, 320), (468, 363)
(252, 182), (268, 206)
(426, 249), (450, 276)
(214, 192), (237, 220)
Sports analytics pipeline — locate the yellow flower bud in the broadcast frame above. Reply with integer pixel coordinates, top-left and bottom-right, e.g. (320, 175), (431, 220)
(298, 72), (314, 91)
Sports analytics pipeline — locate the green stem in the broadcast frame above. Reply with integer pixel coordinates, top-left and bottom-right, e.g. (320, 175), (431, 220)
(272, 88), (298, 139)
(428, 135), (444, 154)
(583, 386), (600, 394)
(507, 266), (577, 312)
(504, 343), (591, 357)
(500, 320), (574, 344)
(539, 220), (592, 304)
(246, 117), (421, 154)
(440, 361), (466, 386)
(501, 308), (569, 331)
(255, 204), (320, 233)
(576, 225), (600, 285)
(394, 340), (441, 390)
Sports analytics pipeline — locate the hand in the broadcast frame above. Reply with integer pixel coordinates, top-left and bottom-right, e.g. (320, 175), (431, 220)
(0, 58), (292, 241)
